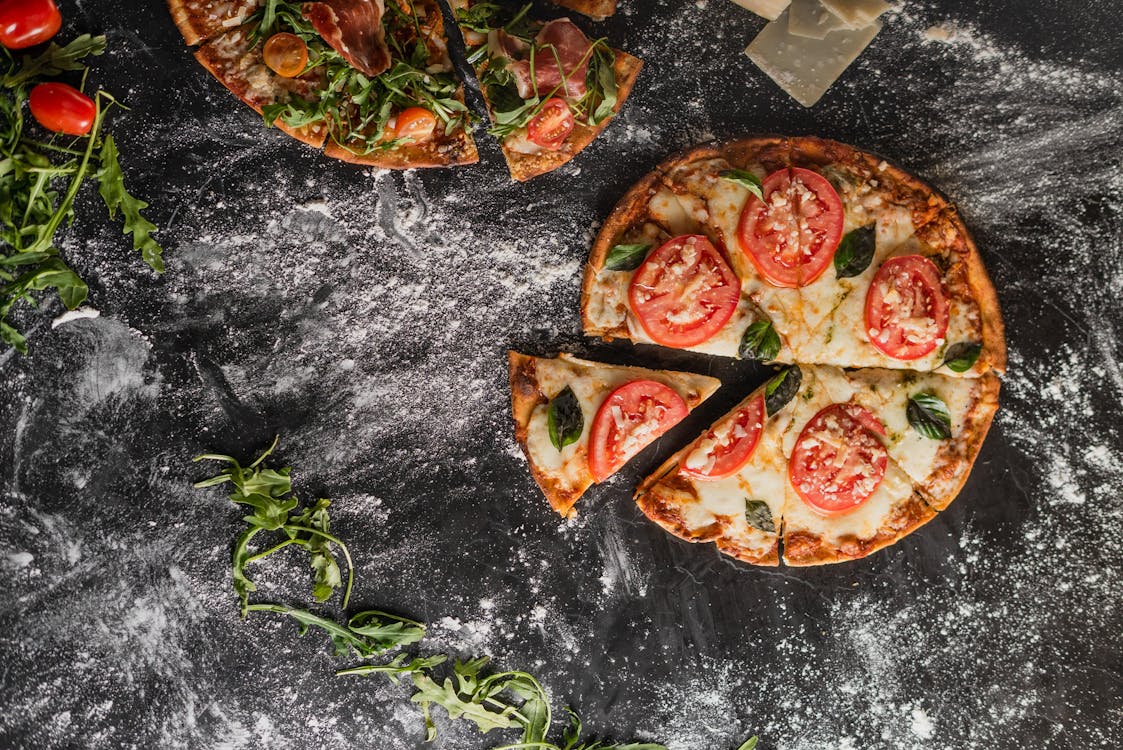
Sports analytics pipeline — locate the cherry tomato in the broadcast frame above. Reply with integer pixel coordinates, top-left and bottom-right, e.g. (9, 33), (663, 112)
(29, 83), (95, 136)
(628, 234), (741, 348)
(864, 254), (949, 360)
(588, 380), (688, 483)
(737, 167), (845, 288)
(0, 0), (61, 50)
(394, 106), (437, 144)
(263, 32), (308, 78)
(680, 395), (764, 481)
(526, 97), (574, 151)
(789, 402), (888, 515)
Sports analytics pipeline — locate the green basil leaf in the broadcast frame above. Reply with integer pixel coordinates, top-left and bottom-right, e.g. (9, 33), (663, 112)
(548, 386), (583, 450)
(942, 341), (982, 373)
(719, 169), (764, 201)
(739, 320), (780, 361)
(737, 738), (760, 750)
(604, 243), (650, 271)
(744, 501), (775, 534)
(833, 225), (876, 278)
(764, 365), (802, 416)
(907, 392), (952, 440)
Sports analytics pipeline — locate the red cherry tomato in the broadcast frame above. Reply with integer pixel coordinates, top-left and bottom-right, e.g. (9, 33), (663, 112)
(0, 0), (61, 50)
(263, 32), (308, 78)
(680, 395), (764, 481)
(737, 167), (845, 288)
(864, 254), (949, 360)
(394, 106), (438, 144)
(628, 234), (741, 348)
(588, 380), (688, 483)
(29, 83), (96, 136)
(789, 402), (888, 515)
(526, 97), (574, 150)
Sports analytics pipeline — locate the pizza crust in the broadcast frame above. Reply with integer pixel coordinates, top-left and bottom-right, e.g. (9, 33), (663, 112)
(782, 491), (935, 566)
(550, 0), (618, 20)
(167, 0), (261, 46)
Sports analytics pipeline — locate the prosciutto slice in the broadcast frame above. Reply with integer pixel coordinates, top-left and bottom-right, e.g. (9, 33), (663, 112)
(303, 0), (391, 77)
(507, 19), (593, 100)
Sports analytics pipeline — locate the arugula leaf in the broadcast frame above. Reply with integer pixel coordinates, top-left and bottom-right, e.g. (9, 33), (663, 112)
(547, 386), (584, 451)
(719, 169), (764, 201)
(744, 500), (775, 534)
(96, 135), (163, 272)
(907, 392), (952, 440)
(833, 225), (875, 279)
(604, 242), (650, 272)
(246, 604), (421, 659)
(337, 653), (447, 684)
(942, 341), (982, 373)
(347, 610), (426, 650)
(736, 738), (759, 750)
(2, 35), (106, 89)
(764, 366), (802, 416)
(739, 320), (781, 361)
(410, 671), (521, 733)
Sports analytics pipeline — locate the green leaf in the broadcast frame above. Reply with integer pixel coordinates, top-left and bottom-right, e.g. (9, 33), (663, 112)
(589, 45), (618, 125)
(409, 672), (520, 733)
(736, 737), (760, 750)
(604, 243), (650, 272)
(744, 500), (775, 534)
(337, 653), (447, 684)
(289, 498), (341, 602)
(764, 365), (802, 416)
(548, 386), (584, 451)
(96, 135), (164, 272)
(346, 610), (426, 650)
(739, 320), (780, 361)
(907, 392), (952, 440)
(833, 225), (876, 278)
(942, 341), (982, 373)
(3, 35), (106, 89)
(246, 604), (414, 659)
(719, 169), (764, 201)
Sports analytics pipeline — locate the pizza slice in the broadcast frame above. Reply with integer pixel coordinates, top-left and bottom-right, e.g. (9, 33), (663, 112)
(509, 352), (720, 518)
(167, 0), (261, 45)
(453, 0), (642, 181)
(550, 0), (618, 20)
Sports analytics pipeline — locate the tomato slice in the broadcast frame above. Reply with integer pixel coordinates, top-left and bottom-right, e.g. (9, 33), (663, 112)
(864, 254), (949, 360)
(526, 97), (574, 151)
(737, 167), (844, 288)
(680, 395), (764, 481)
(263, 32), (309, 78)
(628, 234), (741, 348)
(789, 403), (888, 515)
(394, 106), (438, 144)
(0, 0), (61, 50)
(588, 380), (688, 483)
(28, 83), (95, 136)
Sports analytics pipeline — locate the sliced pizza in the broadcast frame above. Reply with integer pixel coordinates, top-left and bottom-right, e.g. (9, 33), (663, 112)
(453, 0), (642, 181)
(581, 136), (1006, 376)
(509, 351), (720, 518)
(167, 0), (261, 46)
(550, 0), (618, 20)
(636, 364), (1000, 566)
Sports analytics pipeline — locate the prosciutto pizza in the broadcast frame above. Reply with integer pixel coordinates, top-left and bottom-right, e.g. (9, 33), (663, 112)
(509, 352), (720, 517)
(453, 1), (642, 181)
(169, 0), (479, 167)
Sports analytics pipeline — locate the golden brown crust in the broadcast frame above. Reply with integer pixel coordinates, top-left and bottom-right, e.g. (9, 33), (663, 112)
(501, 51), (644, 182)
(922, 373), (1002, 510)
(322, 115), (480, 168)
(167, 0), (260, 46)
(782, 492), (937, 566)
(550, 0), (617, 19)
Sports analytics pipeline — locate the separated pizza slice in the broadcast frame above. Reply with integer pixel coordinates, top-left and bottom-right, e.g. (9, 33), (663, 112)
(453, 0), (642, 181)
(167, 0), (262, 46)
(550, 0), (618, 20)
(509, 352), (720, 518)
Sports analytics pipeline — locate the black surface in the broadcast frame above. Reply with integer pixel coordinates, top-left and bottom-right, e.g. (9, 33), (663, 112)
(2, 1), (1122, 748)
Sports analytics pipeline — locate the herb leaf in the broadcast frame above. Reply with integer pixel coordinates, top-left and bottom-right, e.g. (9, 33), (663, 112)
(744, 501), (775, 534)
(96, 135), (164, 272)
(2, 34), (106, 88)
(907, 392), (952, 439)
(942, 341), (982, 373)
(833, 225), (876, 278)
(347, 610), (426, 650)
(739, 320), (781, 361)
(719, 169), (764, 201)
(246, 604), (421, 659)
(764, 366), (802, 416)
(737, 738), (760, 750)
(604, 242), (650, 272)
(548, 386), (584, 451)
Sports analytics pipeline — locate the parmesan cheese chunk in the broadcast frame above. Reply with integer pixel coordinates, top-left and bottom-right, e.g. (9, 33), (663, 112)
(787, 0), (849, 39)
(746, 9), (882, 107)
(728, 0), (791, 20)
(819, 0), (892, 28)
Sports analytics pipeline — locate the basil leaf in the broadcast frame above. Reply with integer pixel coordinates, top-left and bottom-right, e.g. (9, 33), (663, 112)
(547, 386), (583, 450)
(719, 169), (764, 201)
(942, 341), (982, 373)
(604, 243), (650, 271)
(764, 365), (802, 416)
(907, 392), (952, 440)
(833, 225), (876, 278)
(739, 320), (781, 361)
(744, 501), (775, 534)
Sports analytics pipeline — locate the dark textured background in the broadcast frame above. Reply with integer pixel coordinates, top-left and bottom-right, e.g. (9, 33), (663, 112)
(1, 1), (1122, 748)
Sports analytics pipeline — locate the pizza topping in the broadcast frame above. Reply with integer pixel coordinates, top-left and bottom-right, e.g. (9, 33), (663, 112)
(628, 235), (741, 348)
(833, 224), (876, 278)
(526, 97), (574, 150)
(263, 32), (309, 78)
(588, 380), (687, 483)
(603, 242), (651, 271)
(0, 0), (60, 49)
(739, 319), (781, 361)
(302, 0), (391, 77)
(547, 385), (584, 450)
(743, 499), (776, 534)
(907, 392), (952, 440)
(763, 365), (801, 416)
(393, 106), (438, 144)
(509, 19), (592, 101)
(681, 395), (765, 480)
(789, 402), (888, 515)
(942, 341), (982, 373)
(864, 254), (949, 360)
(28, 82), (95, 135)
(718, 168), (764, 200)
(737, 167), (844, 288)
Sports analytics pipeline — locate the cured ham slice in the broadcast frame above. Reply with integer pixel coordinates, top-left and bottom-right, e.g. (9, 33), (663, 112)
(507, 19), (592, 100)
(303, 0), (391, 77)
